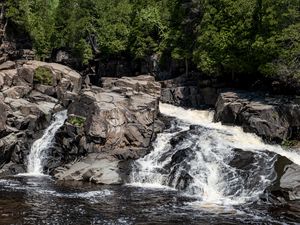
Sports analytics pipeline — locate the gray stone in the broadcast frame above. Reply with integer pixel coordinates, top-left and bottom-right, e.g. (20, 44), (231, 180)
(0, 99), (7, 132)
(0, 61), (16, 71)
(54, 75), (163, 183)
(54, 154), (121, 184)
(214, 91), (300, 142)
(3, 85), (31, 99)
(17, 66), (34, 84)
(0, 133), (18, 166)
(280, 163), (300, 200)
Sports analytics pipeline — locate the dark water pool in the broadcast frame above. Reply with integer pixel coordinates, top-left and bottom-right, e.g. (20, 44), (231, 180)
(0, 176), (298, 225)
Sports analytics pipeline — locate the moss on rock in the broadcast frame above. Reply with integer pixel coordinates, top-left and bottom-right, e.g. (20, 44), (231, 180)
(34, 67), (53, 85)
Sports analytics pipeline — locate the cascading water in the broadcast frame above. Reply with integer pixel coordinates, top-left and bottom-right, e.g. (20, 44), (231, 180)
(130, 103), (300, 205)
(27, 110), (67, 175)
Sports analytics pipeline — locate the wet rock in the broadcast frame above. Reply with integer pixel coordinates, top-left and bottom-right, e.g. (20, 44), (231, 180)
(170, 148), (193, 166)
(229, 148), (256, 170)
(0, 133), (18, 167)
(54, 154), (121, 185)
(214, 91), (300, 142)
(280, 164), (300, 201)
(0, 162), (26, 176)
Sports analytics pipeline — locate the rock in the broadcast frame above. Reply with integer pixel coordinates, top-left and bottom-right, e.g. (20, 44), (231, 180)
(67, 76), (161, 157)
(2, 85), (32, 98)
(24, 60), (82, 94)
(0, 99), (7, 132)
(160, 74), (223, 108)
(214, 91), (300, 142)
(0, 61), (16, 71)
(0, 69), (17, 87)
(34, 84), (56, 96)
(17, 66), (34, 84)
(280, 164), (300, 201)
(28, 90), (58, 103)
(54, 154), (121, 184)
(0, 133), (18, 167)
(0, 162), (26, 176)
(54, 75), (163, 183)
(0, 61), (164, 184)
(0, 60), (82, 175)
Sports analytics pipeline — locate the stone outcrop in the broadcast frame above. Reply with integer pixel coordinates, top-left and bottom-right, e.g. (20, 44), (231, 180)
(0, 59), (163, 183)
(214, 91), (300, 143)
(0, 60), (81, 174)
(160, 73), (226, 108)
(53, 75), (163, 184)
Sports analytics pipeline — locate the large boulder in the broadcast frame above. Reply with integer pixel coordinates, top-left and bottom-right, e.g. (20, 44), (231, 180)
(21, 61), (82, 96)
(279, 163), (300, 201)
(53, 75), (164, 183)
(0, 60), (82, 103)
(54, 154), (121, 184)
(214, 91), (300, 142)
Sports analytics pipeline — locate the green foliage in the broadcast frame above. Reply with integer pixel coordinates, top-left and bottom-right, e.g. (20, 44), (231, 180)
(6, 0), (58, 58)
(282, 140), (298, 148)
(5, 0), (300, 81)
(130, 2), (169, 58)
(68, 115), (86, 127)
(34, 67), (53, 85)
(192, 0), (300, 77)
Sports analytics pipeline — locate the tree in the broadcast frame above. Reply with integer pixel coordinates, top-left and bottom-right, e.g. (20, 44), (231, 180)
(167, 0), (204, 76)
(7, 0), (57, 59)
(129, 0), (169, 59)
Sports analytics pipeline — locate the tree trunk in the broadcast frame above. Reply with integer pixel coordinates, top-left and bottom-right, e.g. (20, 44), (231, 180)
(185, 57), (189, 76)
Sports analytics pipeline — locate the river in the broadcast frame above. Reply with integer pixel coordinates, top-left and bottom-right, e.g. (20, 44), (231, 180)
(0, 103), (299, 224)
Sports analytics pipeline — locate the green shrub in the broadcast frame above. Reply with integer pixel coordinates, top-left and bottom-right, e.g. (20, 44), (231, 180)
(68, 115), (86, 127)
(34, 67), (53, 85)
(281, 140), (298, 148)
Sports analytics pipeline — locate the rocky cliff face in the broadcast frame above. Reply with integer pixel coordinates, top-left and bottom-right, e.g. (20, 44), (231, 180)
(160, 73), (227, 108)
(0, 60), (81, 175)
(161, 74), (300, 144)
(0, 60), (163, 183)
(53, 75), (163, 184)
(214, 91), (300, 143)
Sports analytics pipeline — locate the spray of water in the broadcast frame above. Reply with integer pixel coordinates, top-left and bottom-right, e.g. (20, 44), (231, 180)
(130, 103), (300, 205)
(27, 110), (67, 175)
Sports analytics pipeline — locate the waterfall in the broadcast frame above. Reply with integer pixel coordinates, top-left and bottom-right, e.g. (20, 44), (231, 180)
(27, 110), (67, 175)
(130, 103), (300, 205)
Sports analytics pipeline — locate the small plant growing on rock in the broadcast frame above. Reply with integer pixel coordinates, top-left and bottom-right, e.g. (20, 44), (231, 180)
(68, 115), (86, 127)
(34, 67), (53, 85)
(281, 139), (298, 148)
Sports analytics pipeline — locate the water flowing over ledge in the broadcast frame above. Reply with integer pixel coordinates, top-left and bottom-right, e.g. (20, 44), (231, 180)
(130, 103), (300, 205)
(27, 110), (68, 175)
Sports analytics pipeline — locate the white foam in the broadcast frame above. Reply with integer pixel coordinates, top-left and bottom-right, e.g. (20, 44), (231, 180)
(27, 110), (67, 175)
(160, 103), (300, 165)
(130, 103), (300, 206)
(127, 182), (176, 191)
